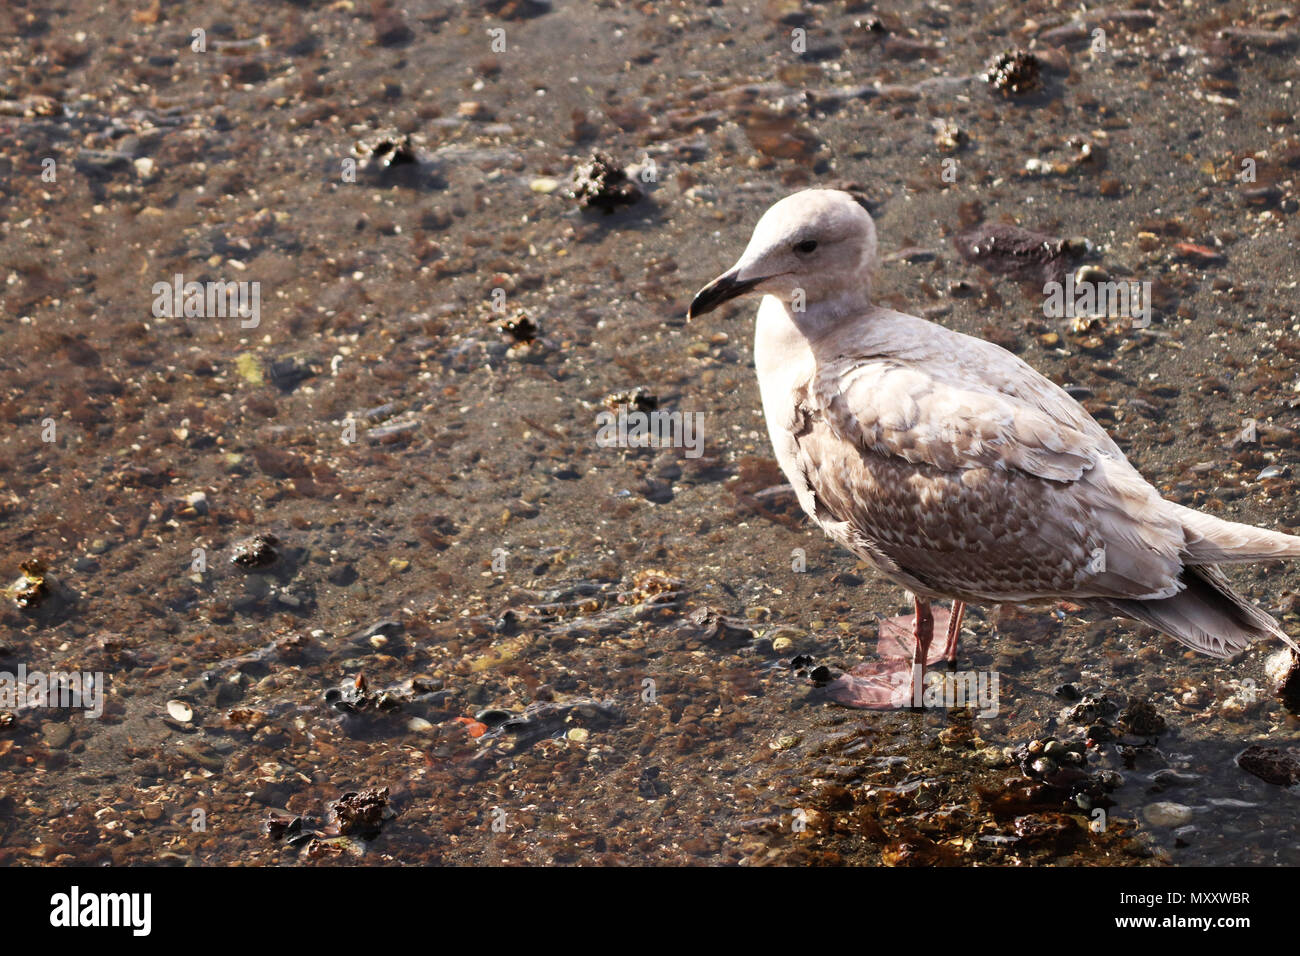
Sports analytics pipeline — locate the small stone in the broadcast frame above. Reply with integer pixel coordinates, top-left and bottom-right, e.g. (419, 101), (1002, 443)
(1265, 648), (1300, 710)
(1143, 801), (1195, 827)
(235, 353), (265, 385)
(1031, 756), (1058, 775)
(566, 727), (590, 743)
(767, 625), (804, 651)
(457, 101), (492, 120)
(41, 722), (73, 749)
(354, 131), (417, 171)
(1173, 242), (1224, 265)
(1119, 698), (1167, 737)
(1236, 743), (1300, 786)
(571, 152), (642, 213)
(932, 119), (964, 152)
(983, 49), (1041, 97)
(231, 533), (278, 569)
(9, 567), (48, 610)
(176, 741), (225, 773)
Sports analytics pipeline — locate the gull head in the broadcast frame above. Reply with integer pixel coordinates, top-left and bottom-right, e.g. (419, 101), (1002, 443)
(687, 188), (877, 321)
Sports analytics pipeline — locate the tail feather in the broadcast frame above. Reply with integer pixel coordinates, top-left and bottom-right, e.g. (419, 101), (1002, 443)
(1175, 503), (1300, 564)
(1100, 564), (1299, 658)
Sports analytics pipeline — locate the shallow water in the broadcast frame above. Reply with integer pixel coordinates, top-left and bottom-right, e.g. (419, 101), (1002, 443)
(1, 0), (1299, 865)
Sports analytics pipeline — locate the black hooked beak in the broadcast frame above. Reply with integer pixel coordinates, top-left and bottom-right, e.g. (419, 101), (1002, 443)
(686, 268), (762, 320)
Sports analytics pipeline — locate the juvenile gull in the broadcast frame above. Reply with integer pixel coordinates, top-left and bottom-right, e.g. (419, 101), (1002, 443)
(688, 188), (1300, 709)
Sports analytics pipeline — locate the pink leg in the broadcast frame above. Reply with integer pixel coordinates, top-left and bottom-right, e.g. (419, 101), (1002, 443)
(822, 597), (957, 710)
(908, 597), (934, 708)
(941, 600), (965, 667)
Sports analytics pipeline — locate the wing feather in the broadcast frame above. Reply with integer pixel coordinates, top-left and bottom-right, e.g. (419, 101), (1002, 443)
(795, 328), (1187, 602)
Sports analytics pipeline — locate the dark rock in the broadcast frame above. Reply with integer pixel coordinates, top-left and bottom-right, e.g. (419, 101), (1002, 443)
(637, 766), (670, 799)
(954, 223), (1086, 285)
(329, 787), (392, 837)
(1269, 649), (1300, 712)
(476, 0), (552, 20)
(231, 533), (279, 569)
(356, 132), (416, 170)
(983, 50), (1041, 96)
(267, 355), (317, 392)
(688, 606), (755, 642)
(1236, 744), (1300, 786)
(1065, 693), (1119, 725)
(1118, 698), (1167, 737)
(10, 560), (48, 610)
(500, 314), (537, 342)
(572, 152), (642, 213)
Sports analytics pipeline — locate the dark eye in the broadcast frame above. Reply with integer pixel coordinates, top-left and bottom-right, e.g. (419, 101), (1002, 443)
(793, 239), (818, 254)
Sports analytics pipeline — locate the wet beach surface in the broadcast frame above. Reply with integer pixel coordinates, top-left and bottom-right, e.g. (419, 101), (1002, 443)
(2, 0), (1300, 865)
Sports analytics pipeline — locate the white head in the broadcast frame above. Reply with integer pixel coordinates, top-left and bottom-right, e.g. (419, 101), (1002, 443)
(687, 189), (878, 323)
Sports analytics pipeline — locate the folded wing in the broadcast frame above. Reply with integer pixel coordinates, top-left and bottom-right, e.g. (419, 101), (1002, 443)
(793, 350), (1187, 603)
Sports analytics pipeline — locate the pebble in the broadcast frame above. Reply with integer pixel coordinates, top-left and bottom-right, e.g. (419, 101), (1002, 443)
(1206, 797), (1259, 810)
(41, 722), (73, 749)
(1173, 242), (1224, 265)
(231, 533), (279, 569)
(1143, 801), (1195, 827)
(1151, 769), (1201, 786)
(1053, 683), (1082, 701)
(176, 742), (226, 773)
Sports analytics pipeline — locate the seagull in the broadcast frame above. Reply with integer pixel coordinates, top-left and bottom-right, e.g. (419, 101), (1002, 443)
(688, 188), (1300, 709)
